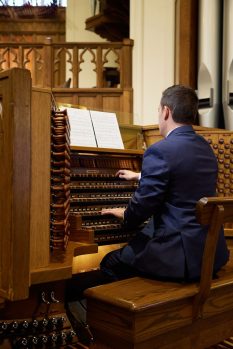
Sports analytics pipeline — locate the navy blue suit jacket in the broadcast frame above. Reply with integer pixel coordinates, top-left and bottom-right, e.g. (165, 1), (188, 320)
(121, 125), (229, 280)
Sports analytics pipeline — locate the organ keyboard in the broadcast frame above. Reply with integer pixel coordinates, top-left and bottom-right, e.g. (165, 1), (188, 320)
(69, 147), (143, 246)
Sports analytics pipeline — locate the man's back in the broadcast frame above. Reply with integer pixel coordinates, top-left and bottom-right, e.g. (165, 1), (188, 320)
(123, 126), (229, 280)
(159, 126), (218, 205)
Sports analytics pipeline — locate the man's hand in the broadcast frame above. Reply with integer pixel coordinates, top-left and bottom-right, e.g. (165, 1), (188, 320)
(101, 208), (125, 220)
(116, 169), (140, 181)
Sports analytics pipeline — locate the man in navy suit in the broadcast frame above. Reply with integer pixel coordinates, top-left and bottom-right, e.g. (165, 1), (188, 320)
(101, 84), (229, 282)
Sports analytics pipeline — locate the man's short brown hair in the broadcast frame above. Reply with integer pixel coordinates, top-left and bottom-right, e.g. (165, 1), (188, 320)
(160, 85), (198, 124)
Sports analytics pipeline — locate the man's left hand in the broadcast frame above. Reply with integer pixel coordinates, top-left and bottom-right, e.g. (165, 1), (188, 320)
(101, 208), (125, 220)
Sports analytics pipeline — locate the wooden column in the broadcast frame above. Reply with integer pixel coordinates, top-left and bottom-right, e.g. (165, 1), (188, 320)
(176, 0), (198, 89)
(121, 38), (133, 88)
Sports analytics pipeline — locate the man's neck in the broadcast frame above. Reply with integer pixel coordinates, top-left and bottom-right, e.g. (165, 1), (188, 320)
(165, 123), (187, 137)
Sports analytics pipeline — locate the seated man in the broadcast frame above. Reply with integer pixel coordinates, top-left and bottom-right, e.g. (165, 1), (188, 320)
(100, 84), (229, 282)
(66, 85), (229, 312)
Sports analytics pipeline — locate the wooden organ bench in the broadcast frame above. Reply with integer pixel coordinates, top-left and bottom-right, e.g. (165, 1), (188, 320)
(84, 197), (233, 349)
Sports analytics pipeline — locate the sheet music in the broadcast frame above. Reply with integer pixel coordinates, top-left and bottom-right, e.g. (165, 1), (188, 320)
(65, 107), (97, 147)
(90, 110), (124, 149)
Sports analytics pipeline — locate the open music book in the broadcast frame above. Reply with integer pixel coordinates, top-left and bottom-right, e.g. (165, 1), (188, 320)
(64, 107), (124, 149)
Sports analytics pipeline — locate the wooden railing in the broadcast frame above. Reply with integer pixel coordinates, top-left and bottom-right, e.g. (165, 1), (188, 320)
(0, 37), (133, 89)
(0, 38), (134, 122)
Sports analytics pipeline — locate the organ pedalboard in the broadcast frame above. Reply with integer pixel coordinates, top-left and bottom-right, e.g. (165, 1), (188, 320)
(0, 283), (81, 349)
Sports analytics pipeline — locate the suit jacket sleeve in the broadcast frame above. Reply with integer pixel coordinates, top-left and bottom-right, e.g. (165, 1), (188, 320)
(123, 145), (169, 229)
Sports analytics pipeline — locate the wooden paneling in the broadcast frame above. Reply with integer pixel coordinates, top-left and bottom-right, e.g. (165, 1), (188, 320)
(53, 88), (133, 124)
(103, 95), (123, 113)
(119, 124), (144, 150)
(0, 7), (65, 43)
(0, 68), (31, 301)
(30, 87), (51, 271)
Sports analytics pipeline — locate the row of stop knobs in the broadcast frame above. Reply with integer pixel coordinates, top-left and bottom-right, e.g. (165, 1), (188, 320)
(0, 316), (66, 335)
(12, 329), (76, 348)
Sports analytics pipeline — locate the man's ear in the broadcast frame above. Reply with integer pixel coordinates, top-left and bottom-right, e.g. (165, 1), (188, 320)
(164, 105), (170, 120)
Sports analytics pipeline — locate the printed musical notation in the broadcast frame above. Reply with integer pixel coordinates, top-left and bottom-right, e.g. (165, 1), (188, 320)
(90, 110), (124, 149)
(59, 106), (124, 149)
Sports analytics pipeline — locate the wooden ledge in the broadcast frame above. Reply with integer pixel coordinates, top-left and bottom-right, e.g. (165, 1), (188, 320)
(31, 241), (98, 285)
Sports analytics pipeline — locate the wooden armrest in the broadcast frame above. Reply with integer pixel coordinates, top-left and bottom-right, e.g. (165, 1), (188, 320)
(193, 197), (233, 320)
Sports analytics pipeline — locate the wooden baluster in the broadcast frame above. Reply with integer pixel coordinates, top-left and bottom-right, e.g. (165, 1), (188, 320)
(18, 45), (24, 68)
(43, 37), (53, 88)
(72, 46), (78, 88)
(96, 46), (103, 88)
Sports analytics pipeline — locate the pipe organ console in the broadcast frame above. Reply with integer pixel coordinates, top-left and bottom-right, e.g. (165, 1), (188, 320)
(1, 68), (233, 348)
(0, 69), (88, 348)
(0, 68), (143, 348)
